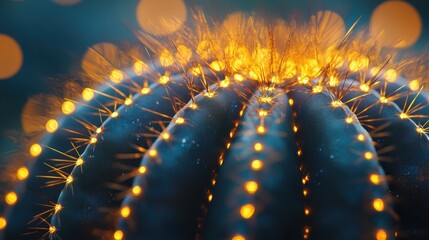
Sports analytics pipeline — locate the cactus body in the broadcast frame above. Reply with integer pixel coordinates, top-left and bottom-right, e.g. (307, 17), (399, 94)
(1, 12), (429, 240)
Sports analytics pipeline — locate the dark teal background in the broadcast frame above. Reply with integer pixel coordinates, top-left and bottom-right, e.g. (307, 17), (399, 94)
(0, 0), (428, 158)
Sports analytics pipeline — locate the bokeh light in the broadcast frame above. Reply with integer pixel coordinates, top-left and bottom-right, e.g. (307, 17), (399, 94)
(81, 42), (119, 76)
(312, 10), (345, 47)
(136, 0), (187, 36)
(21, 96), (50, 134)
(0, 34), (23, 80)
(222, 11), (249, 39)
(370, 1), (422, 48)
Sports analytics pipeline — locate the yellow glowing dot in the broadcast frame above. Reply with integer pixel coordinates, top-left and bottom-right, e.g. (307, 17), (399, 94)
(148, 149), (158, 158)
(259, 97), (272, 103)
(66, 176), (73, 185)
(376, 229), (387, 240)
(110, 69), (124, 84)
(205, 92), (215, 98)
(379, 96), (389, 104)
(239, 109), (244, 117)
(399, 112), (408, 120)
(262, 86), (276, 92)
(312, 86), (323, 93)
(244, 181), (258, 194)
(270, 75), (281, 84)
(90, 137), (98, 144)
(258, 110), (268, 117)
(289, 99), (294, 106)
(360, 84), (370, 92)
(111, 111), (119, 118)
(208, 194), (213, 202)
(133, 60), (147, 76)
(298, 76), (309, 84)
(254, 143), (263, 152)
(0, 217), (6, 230)
(30, 143), (42, 157)
(370, 67), (381, 77)
(124, 98), (133, 106)
(76, 158), (84, 166)
(297, 149), (302, 156)
(139, 87), (150, 95)
(283, 60), (297, 78)
(5, 192), (18, 205)
(329, 76), (339, 86)
(120, 206), (131, 218)
(232, 58), (243, 71)
(0, 34), (23, 80)
(62, 101), (75, 115)
(189, 103), (198, 110)
(251, 160), (263, 171)
(302, 176), (309, 184)
(82, 88), (94, 101)
(370, 174), (381, 185)
(384, 69), (398, 82)
(232, 234), (246, 240)
(96, 128), (102, 134)
(364, 152), (373, 160)
(305, 227), (310, 234)
(257, 125), (266, 134)
(293, 125), (298, 133)
(132, 186), (142, 196)
(305, 208), (310, 215)
(220, 79), (230, 88)
(248, 71), (258, 80)
(331, 100), (343, 108)
(45, 119), (59, 133)
(357, 134), (365, 142)
(416, 126), (425, 134)
(114, 230), (124, 240)
(373, 198), (385, 211)
(409, 79), (420, 91)
(54, 204), (62, 214)
(303, 189), (308, 196)
(177, 45), (192, 64)
(240, 204), (255, 219)
(162, 132), (170, 140)
(191, 67), (201, 76)
(234, 73), (244, 81)
(16, 167), (29, 180)
(349, 55), (369, 72)
(159, 49), (175, 67)
(159, 75), (170, 85)
(210, 61), (225, 71)
(345, 117), (354, 124)
(138, 166), (147, 174)
(175, 117), (185, 124)
(49, 226), (56, 234)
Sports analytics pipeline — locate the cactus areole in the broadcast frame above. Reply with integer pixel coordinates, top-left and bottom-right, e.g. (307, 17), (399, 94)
(1, 10), (429, 240)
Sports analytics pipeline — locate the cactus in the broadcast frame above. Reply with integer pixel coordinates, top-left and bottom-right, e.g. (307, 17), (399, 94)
(1, 11), (429, 240)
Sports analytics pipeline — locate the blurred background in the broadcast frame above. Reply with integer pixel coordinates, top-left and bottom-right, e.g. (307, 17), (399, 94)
(0, 0), (428, 159)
